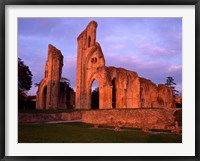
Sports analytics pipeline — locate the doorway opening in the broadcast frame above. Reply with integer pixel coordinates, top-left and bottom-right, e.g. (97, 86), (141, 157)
(91, 80), (99, 109)
(112, 78), (116, 109)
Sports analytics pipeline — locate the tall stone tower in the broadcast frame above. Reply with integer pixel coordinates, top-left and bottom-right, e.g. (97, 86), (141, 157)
(36, 44), (66, 110)
(76, 21), (112, 109)
(76, 21), (98, 109)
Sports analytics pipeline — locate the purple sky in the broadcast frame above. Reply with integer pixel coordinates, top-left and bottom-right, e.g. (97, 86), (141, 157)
(18, 18), (182, 95)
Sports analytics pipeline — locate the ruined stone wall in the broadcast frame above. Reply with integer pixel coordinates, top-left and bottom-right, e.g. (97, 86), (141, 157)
(140, 78), (159, 108)
(75, 21), (175, 110)
(36, 44), (66, 110)
(76, 21), (112, 109)
(19, 109), (181, 131)
(106, 67), (140, 108)
(76, 21), (98, 109)
(157, 84), (175, 108)
(140, 78), (175, 108)
(87, 66), (113, 109)
(82, 109), (180, 130)
(19, 111), (82, 123)
(76, 21), (99, 109)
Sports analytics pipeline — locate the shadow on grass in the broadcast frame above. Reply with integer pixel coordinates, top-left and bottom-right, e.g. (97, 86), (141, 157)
(18, 122), (182, 143)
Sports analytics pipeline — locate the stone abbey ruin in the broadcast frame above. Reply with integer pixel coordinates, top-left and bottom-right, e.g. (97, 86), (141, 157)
(27, 20), (182, 133)
(36, 21), (175, 110)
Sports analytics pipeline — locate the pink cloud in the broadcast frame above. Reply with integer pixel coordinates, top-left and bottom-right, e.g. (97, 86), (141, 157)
(139, 44), (170, 56)
(174, 33), (182, 41)
(109, 44), (127, 50)
(168, 65), (182, 72)
(104, 51), (182, 91)
(139, 44), (172, 57)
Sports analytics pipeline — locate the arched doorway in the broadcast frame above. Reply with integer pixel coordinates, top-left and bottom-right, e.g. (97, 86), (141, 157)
(112, 78), (116, 109)
(91, 80), (99, 109)
(42, 86), (47, 110)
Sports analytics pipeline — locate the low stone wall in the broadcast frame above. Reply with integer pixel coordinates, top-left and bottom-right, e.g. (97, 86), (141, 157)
(82, 109), (181, 130)
(19, 109), (181, 131)
(18, 111), (82, 123)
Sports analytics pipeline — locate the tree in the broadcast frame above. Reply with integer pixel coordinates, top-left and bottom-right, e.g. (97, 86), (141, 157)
(165, 76), (179, 96)
(91, 87), (99, 109)
(34, 82), (40, 87)
(60, 77), (74, 109)
(18, 57), (33, 93)
(35, 77), (70, 87)
(60, 77), (73, 94)
(60, 77), (70, 86)
(18, 58), (33, 110)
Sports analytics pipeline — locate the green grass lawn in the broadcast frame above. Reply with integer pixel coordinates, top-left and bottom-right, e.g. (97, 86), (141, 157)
(18, 122), (182, 143)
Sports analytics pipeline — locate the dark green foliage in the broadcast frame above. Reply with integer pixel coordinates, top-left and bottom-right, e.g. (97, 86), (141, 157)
(34, 83), (40, 87)
(60, 77), (70, 86)
(91, 87), (99, 109)
(18, 122), (182, 143)
(60, 77), (74, 109)
(18, 58), (33, 109)
(165, 76), (179, 96)
(18, 57), (32, 93)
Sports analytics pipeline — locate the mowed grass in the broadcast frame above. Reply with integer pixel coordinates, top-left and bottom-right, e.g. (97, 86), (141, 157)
(18, 122), (182, 143)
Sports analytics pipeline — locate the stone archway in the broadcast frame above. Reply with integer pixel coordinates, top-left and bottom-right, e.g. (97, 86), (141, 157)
(75, 21), (142, 110)
(86, 71), (112, 109)
(112, 78), (116, 109)
(75, 21), (175, 110)
(36, 44), (67, 110)
(91, 79), (99, 109)
(76, 21), (113, 109)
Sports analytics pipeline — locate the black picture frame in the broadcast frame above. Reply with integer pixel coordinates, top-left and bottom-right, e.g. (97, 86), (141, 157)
(0, 0), (200, 160)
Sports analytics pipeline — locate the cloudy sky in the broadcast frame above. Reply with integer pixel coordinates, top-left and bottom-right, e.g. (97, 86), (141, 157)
(18, 18), (182, 95)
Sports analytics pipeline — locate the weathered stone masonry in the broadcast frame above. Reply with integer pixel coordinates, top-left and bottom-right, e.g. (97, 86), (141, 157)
(36, 21), (175, 110)
(36, 44), (67, 110)
(19, 108), (181, 131)
(75, 21), (174, 110)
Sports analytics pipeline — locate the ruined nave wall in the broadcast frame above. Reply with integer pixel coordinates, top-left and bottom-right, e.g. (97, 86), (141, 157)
(140, 78), (175, 108)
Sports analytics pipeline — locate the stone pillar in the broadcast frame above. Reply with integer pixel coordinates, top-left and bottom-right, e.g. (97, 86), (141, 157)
(36, 44), (66, 110)
(99, 85), (112, 109)
(75, 21), (99, 110)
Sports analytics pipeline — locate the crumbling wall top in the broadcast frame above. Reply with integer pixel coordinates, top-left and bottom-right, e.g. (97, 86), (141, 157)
(77, 21), (98, 40)
(48, 44), (63, 58)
